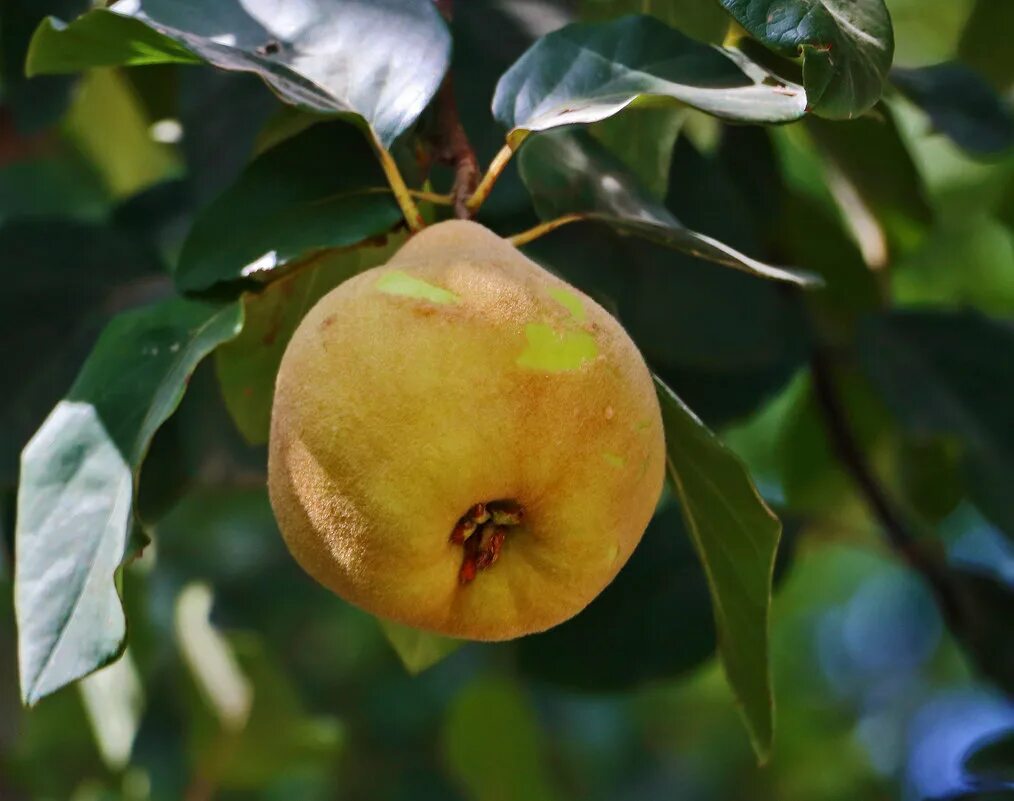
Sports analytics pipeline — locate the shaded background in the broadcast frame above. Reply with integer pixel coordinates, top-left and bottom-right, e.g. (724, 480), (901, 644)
(2, 0), (1013, 799)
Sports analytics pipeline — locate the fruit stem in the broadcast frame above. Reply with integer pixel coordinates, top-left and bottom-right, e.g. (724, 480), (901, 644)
(429, 69), (482, 219)
(507, 213), (586, 248)
(371, 138), (427, 232)
(464, 144), (515, 214)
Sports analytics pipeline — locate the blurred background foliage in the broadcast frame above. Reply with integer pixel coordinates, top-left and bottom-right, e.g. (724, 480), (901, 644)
(1, 0), (1013, 799)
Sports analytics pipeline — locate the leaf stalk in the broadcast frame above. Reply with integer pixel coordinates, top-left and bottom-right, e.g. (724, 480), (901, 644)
(507, 213), (584, 247)
(372, 141), (426, 232)
(465, 144), (515, 214)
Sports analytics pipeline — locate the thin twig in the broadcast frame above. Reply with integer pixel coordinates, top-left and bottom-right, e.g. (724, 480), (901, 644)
(508, 214), (585, 247)
(809, 348), (965, 629)
(428, 0), (480, 218)
(430, 75), (481, 218)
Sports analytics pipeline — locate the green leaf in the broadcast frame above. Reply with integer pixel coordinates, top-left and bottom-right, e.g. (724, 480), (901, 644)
(26, 0), (451, 147)
(215, 234), (407, 443)
(176, 123), (402, 292)
(718, 0), (894, 119)
(805, 103), (933, 258)
(518, 127), (818, 286)
(492, 15), (807, 148)
(15, 297), (243, 705)
(580, 0), (730, 43)
(444, 677), (562, 801)
(377, 620), (460, 675)
(890, 63), (1014, 158)
(858, 311), (1014, 543)
(518, 500), (716, 690)
(777, 369), (889, 512)
(589, 106), (686, 199)
(655, 376), (780, 760)
(63, 67), (181, 199)
(878, 0), (971, 67)
(890, 216), (1014, 316)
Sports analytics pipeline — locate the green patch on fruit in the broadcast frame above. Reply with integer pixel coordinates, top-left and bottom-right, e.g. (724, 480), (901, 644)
(516, 323), (598, 372)
(376, 270), (460, 304)
(602, 452), (626, 468)
(547, 287), (586, 323)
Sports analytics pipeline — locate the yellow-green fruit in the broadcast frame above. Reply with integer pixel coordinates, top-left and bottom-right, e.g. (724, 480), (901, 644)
(268, 220), (665, 640)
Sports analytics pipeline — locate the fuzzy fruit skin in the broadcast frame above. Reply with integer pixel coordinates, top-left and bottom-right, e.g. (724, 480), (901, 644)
(268, 220), (665, 640)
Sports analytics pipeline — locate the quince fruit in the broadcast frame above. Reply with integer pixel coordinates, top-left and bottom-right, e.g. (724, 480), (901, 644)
(268, 221), (664, 640)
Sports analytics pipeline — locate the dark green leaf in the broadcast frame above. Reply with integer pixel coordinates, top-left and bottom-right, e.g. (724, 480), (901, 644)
(179, 69), (283, 203)
(805, 103), (933, 257)
(0, 220), (165, 487)
(26, 0), (451, 147)
(215, 234), (407, 443)
(581, 0), (730, 43)
(891, 63), (1014, 158)
(590, 107), (685, 199)
(493, 15), (807, 147)
(718, 0), (894, 119)
(959, 0), (1014, 94)
(655, 376), (780, 760)
(523, 134), (809, 427)
(518, 501), (715, 690)
(518, 127), (818, 286)
(15, 297), (243, 705)
(0, 152), (109, 225)
(858, 311), (1014, 543)
(0, 0), (90, 131)
(176, 123), (402, 292)
(897, 436), (964, 524)
(775, 191), (881, 334)
(952, 568), (1014, 697)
